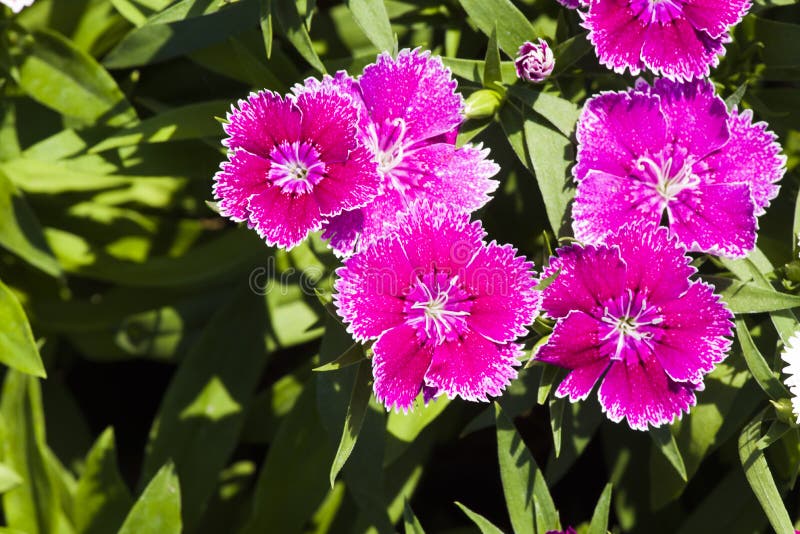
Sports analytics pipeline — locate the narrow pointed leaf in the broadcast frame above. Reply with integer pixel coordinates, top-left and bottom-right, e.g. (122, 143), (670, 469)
(0, 279), (47, 378)
(735, 317), (789, 401)
(329, 360), (372, 487)
(347, 0), (395, 52)
(588, 483), (613, 534)
(273, 0), (326, 73)
(495, 403), (559, 534)
(650, 425), (688, 481)
(455, 502), (505, 534)
(74, 428), (133, 534)
(403, 500), (426, 534)
(118, 464), (182, 534)
(1, 372), (64, 534)
(739, 411), (794, 534)
(483, 27), (502, 88)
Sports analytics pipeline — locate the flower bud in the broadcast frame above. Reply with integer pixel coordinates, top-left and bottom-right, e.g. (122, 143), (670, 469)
(515, 39), (555, 83)
(464, 89), (503, 120)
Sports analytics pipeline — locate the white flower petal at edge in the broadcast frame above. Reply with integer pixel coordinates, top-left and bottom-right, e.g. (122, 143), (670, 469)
(781, 330), (800, 424)
(1, 0), (35, 13)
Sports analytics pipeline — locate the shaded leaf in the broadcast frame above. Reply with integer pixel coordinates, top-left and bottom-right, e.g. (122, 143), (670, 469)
(734, 316), (789, 401)
(650, 426), (687, 482)
(141, 284), (270, 529)
(588, 483), (613, 534)
(495, 403), (559, 534)
(273, 0), (326, 73)
(16, 30), (136, 126)
(329, 360), (372, 487)
(403, 500), (425, 534)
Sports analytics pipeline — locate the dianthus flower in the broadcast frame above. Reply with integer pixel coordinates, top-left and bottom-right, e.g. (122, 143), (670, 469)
(1, 0), (34, 12)
(536, 222), (733, 430)
(213, 83), (379, 249)
(303, 49), (499, 256)
(546, 529), (577, 534)
(334, 202), (539, 411)
(572, 78), (785, 259)
(584, 0), (750, 80)
(515, 39), (555, 83)
(780, 331), (800, 424)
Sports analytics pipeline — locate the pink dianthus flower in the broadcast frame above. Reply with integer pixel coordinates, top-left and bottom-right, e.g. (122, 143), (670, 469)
(213, 83), (380, 250)
(334, 202), (540, 412)
(301, 49), (499, 256)
(536, 222), (733, 430)
(583, 0), (751, 81)
(572, 78), (785, 259)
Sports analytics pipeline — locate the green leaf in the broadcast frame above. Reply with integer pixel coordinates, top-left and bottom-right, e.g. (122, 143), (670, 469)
(403, 500), (426, 534)
(548, 395), (565, 458)
(1, 372), (67, 534)
(458, 0), (536, 56)
(0, 279), (46, 378)
(726, 82), (748, 111)
(455, 502), (505, 534)
(259, 0), (273, 58)
(104, 0), (260, 68)
(552, 33), (592, 75)
(442, 57), (519, 85)
(739, 410), (795, 534)
(89, 100), (228, 153)
(347, 0), (395, 52)
(118, 464), (182, 534)
(707, 276), (800, 313)
(650, 426), (687, 482)
(329, 360), (372, 487)
(734, 316), (790, 400)
(17, 30), (136, 127)
(495, 403), (559, 534)
(483, 27), (502, 89)
(523, 116), (574, 236)
(242, 381), (334, 534)
(74, 428), (133, 534)
(507, 86), (580, 138)
(312, 342), (365, 372)
(587, 483), (613, 534)
(757, 419), (792, 450)
(273, 0), (326, 73)
(141, 285), (270, 529)
(0, 463), (23, 494)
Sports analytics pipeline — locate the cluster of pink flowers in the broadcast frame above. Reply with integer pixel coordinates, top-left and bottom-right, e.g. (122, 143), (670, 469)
(215, 1), (786, 430)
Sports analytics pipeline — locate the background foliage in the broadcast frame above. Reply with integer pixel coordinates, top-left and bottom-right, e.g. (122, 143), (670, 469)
(0, 0), (800, 532)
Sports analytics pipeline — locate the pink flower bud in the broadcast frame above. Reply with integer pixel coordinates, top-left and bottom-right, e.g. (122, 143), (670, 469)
(515, 39), (555, 83)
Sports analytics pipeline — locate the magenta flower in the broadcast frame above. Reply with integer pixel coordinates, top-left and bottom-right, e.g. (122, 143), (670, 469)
(334, 202), (540, 412)
(303, 49), (499, 256)
(515, 39), (556, 83)
(213, 83), (380, 250)
(556, 0), (585, 9)
(536, 223), (733, 430)
(583, 0), (750, 80)
(572, 78), (785, 258)
(546, 529), (577, 534)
